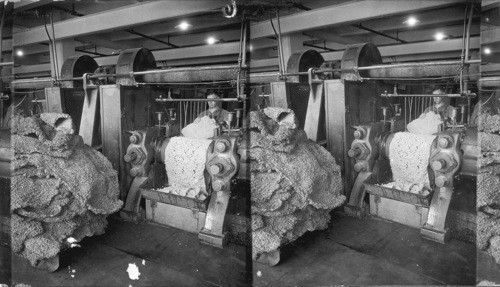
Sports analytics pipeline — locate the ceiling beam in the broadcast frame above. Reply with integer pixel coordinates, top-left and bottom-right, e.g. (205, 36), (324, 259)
(13, 0), (228, 47)
(250, 0), (464, 39)
(107, 16), (241, 42)
(13, 0), (53, 13)
(13, 63), (51, 75)
(482, 26), (500, 45)
(327, 6), (470, 37)
(75, 35), (137, 51)
(124, 29), (242, 51)
(302, 31), (364, 45)
(366, 24), (480, 46)
(1, 39), (12, 52)
(13, 42), (241, 75)
(321, 36), (479, 61)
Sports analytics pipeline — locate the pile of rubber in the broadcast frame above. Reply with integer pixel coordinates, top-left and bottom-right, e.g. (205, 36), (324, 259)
(250, 107), (345, 259)
(477, 111), (500, 266)
(11, 113), (122, 268)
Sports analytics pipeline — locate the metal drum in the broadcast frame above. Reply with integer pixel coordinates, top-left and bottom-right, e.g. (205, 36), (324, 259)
(341, 43), (382, 81)
(115, 47), (157, 85)
(60, 55), (99, 88)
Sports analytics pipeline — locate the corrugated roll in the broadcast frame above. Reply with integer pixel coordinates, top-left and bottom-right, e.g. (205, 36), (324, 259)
(159, 137), (213, 200)
(389, 132), (436, 187)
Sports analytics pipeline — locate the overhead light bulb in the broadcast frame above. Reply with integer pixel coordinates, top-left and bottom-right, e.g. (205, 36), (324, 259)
(434, 32), (446, 41)
(206, 37), (217, 45)
(16, 50), (23, 57)
(404, 17), (420, 26)
(175, 21), (192, 31)
(484, 47), (492, 55)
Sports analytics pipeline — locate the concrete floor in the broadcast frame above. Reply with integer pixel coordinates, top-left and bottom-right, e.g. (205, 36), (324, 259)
(253, 212), (476, 286)
(9, 212), (476, 286)
(11, 218), (252, 286)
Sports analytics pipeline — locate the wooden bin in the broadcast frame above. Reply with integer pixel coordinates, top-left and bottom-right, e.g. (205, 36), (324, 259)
(140, 178), (210, 233)
(364, 178), (433, 228)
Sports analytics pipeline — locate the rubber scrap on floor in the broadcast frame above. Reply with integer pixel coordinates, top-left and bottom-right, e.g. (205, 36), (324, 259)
(477, 110), (500, 269)
(250, 107), (345, 259)
(11, 113), (122, 268)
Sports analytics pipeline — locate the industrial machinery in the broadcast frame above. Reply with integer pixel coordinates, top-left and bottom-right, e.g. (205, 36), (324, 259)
(344, 121), (472, 243)
(120, 103), (248, 247)
(12, 45), (250, 248)
(261, 42), (478, 244)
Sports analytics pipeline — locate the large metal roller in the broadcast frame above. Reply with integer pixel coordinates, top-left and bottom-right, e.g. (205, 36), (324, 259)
(11, 78), (54, 90)
(141, 64), (242, 83)
(341, 42), (479, 81)
(365, 61), (478, 80)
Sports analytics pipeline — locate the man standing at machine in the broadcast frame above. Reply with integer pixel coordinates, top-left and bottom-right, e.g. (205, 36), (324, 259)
(197, 92), (230, 124)
(421, 88), (456, 123)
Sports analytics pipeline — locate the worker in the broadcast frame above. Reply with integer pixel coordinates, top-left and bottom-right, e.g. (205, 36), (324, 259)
(420, 88), (455, 122)
(196, 93), (230, 124)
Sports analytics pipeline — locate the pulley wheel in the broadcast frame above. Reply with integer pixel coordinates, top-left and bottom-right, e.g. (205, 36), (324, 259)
(115, 47), (157, 85)
(286, 49), (324, 83)
(60, 55), (98, 88)
(341, 43), (382, 81)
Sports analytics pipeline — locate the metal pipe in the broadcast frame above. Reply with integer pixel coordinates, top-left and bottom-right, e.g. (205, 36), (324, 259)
(12, 78), (54, 90)
(134, 64), (240, 76)
(358, 60), (478, 71)
(124, 28), (178, 48)
(0, 5), (5, 67)
(479, 77), (500, 88)
(352, 23), (407, 44)
(13, 77), (53, 84)
(13, 58), (482, 87)
(303, 43), (337, 52)
(381, 93), (464, 98)
(0, 62), (13, 66)
(156, 98), (240, 102)
(465, 6), (473, 62)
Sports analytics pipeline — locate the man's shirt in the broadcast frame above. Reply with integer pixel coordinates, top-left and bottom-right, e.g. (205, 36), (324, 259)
(422, 104), (455, 121)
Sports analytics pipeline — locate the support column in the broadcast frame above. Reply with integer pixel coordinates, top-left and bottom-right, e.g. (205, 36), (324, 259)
(48, 12), (75, 78)
(280, 33), (304, 71)
(49, 39), (75, 79)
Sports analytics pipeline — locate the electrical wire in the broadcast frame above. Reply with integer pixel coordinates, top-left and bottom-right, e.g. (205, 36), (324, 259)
(136, 80), (235, 86)
(14, 95), (27, 108)
(481, 92), (495, 106)
(269, 14), (283, 75)
(50, 11), (60, 80)
(12, 89), (46, 94)
(276, 10), (286, 77)
(43, 12), (58, 79)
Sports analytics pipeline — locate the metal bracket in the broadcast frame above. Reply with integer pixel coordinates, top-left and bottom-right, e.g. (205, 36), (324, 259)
(421, 131), (462, 243)
(199, 135), (239, 248)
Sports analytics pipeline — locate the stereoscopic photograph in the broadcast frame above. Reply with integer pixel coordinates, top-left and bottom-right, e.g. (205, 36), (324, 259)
(0, 0), (499, 286)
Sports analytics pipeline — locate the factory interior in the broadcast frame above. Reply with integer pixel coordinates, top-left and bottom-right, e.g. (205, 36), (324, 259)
(0, 0), (500, 286)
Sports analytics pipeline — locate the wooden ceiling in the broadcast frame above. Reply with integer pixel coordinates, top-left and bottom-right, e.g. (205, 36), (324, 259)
(8, 0), (482, 77)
